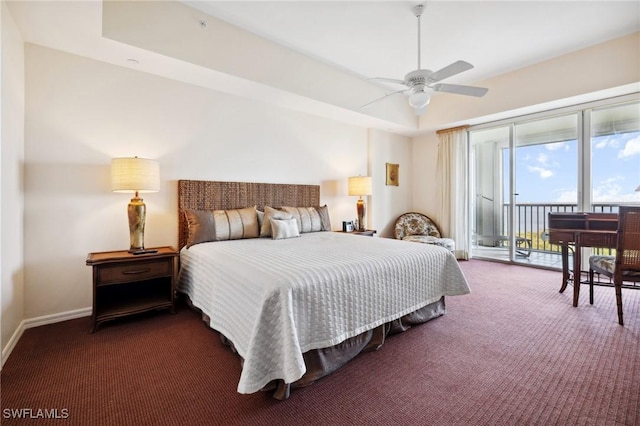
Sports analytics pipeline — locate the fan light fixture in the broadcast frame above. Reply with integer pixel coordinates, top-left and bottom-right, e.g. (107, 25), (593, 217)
(363, 4), (488, 116)
(408, 90), (430, 109)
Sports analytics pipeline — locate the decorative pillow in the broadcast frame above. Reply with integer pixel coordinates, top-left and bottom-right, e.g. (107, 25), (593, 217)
(281, 205), (330, 233)
(270, 218), (300, 240)
(316, 205), (332, 231)
(184, 209), (216, 248)
(257, 209), (264, 230)
(212, 206), (259, 241)
(260, 206), (293, 237)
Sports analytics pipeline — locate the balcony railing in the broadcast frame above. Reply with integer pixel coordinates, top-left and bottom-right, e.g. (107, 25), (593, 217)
(501, 203), (620, 256)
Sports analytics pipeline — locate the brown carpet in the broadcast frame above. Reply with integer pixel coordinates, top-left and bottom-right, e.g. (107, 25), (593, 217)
(1, 260), (638, 425)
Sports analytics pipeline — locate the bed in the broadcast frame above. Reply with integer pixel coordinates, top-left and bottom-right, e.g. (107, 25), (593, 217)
(176, 180), (471, 399)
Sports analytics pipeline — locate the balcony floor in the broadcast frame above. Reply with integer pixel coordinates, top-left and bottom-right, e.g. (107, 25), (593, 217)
(472, 246), (566, 270)
(472, 246), (640, 290)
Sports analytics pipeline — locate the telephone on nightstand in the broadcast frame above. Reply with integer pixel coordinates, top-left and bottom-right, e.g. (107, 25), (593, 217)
(342, 221), (354, 232)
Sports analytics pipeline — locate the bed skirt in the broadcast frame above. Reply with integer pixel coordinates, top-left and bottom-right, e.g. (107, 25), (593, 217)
(185, 293), (446, 400)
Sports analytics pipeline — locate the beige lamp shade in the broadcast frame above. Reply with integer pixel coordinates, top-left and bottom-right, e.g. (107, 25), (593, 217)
(111, 157), (160, 193)
(348, 176), (372, 196)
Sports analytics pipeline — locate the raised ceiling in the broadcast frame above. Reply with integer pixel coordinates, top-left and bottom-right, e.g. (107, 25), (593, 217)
(7, 1), (640, 135)
(184, 1), (639, 88)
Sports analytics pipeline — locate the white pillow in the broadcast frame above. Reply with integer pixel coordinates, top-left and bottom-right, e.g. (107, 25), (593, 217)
(270, 218), (300, 240)
(260, 206), (293, 237)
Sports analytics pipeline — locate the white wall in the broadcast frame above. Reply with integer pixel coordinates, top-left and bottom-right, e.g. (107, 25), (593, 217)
(413, 32), (640, 229)
(420, 32), (640, 132)
(21, 45), (408, 320)
(368, 129), (413, 238)
(1, 2), (25, 362)
(411, 132), (441, 223)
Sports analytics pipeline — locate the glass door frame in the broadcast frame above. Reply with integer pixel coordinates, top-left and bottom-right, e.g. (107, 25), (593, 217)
(468, 92), (639, 263)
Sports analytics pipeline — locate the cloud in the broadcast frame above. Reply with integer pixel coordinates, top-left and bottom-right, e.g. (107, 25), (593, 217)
(554, 189), (577, 203)
(600, 176), (624, 185)
(545, 142), (569, 152)
(594, 136), (620, 149)
(536, 153), (549, 165)
(554, 178), (640, 204)
(592, 185), (640, 202)
(595, 139), (608, 149)
(527, 165), (553, 178)
(618, 135), (640, 159)
(591, 175), (640, 202)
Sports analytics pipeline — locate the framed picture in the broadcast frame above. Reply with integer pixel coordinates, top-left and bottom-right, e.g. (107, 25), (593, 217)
(386, 163), (399, 186)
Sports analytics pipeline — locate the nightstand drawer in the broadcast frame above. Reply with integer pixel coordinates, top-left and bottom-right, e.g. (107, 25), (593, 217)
(98, 259), (171, 285)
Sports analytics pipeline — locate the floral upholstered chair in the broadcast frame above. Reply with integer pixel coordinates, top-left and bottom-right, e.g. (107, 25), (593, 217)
(393, 212), (455, 253)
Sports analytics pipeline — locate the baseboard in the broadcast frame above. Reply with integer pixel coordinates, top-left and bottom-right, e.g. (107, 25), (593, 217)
(23, 307), (92, 329)
(1, 321), (25, 369)
(1, 307), (91, 368)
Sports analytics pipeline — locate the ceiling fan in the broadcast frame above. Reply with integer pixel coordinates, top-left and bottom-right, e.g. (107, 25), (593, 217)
(364, 4), (488, 115)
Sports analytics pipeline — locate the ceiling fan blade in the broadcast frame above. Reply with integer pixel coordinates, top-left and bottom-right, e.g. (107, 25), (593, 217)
(432, 83), (488, 97)
(369, 77), (407, 86)
(361, 89), (408, 108)
(427, 60), (474, 83)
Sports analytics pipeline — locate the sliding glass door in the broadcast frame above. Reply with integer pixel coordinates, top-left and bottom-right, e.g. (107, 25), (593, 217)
(471, 114), (579, 263)
(470, 95), (639, 266)
(470, 126), (511, 260)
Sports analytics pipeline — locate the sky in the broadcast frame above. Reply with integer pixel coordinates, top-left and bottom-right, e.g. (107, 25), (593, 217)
(506, 131), (640, 204)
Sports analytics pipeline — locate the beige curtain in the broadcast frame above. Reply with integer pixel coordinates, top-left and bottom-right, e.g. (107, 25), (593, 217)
(436, 126), (470, 260)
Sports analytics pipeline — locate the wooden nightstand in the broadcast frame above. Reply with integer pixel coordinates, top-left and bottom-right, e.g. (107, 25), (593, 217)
(336, 229), (377, 237)
(86, 246), (178, 333)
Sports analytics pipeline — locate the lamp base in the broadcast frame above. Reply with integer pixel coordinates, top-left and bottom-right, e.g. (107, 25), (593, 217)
(128, 195), (147, 251)
(356, 198), (366, 232)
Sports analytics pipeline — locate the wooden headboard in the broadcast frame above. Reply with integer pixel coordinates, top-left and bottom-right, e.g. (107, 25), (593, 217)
(177, 180), (321, 250)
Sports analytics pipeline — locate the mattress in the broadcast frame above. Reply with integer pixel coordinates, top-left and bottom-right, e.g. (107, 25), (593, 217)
(177, 231), (470, 394)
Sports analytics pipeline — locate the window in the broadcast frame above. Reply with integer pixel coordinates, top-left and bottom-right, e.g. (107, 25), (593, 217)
(470, 95), (639, 265)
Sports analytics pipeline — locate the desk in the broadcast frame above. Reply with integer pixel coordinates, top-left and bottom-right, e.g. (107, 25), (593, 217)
(547, 212), (617, 307)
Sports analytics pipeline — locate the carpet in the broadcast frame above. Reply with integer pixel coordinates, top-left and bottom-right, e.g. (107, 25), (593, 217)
(1, 260), (638, 425)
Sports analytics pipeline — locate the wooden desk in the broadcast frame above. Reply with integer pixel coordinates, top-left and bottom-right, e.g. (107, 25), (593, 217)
(547, 212), (617, 307)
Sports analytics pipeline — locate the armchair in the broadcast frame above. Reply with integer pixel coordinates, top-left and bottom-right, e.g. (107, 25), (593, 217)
(393, 212), (455, 253)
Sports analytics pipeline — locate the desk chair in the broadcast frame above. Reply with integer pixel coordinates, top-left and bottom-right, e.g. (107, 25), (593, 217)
(588, 205), (640, 325)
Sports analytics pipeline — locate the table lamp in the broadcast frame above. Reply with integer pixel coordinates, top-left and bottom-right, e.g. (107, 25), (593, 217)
(348, 176), (372, 231)
(111, 157), (160, 253)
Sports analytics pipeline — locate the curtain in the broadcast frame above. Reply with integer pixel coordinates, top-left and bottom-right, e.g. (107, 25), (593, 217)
(436, 127), (469, 260)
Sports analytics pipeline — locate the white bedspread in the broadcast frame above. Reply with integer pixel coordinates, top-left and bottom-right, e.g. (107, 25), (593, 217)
(178, 232), (470, 394)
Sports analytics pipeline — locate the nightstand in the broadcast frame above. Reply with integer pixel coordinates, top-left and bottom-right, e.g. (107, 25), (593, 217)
(86, 246), (178, 333)
(336, 229), (377, 237)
